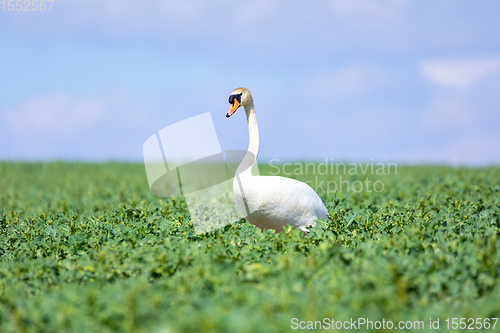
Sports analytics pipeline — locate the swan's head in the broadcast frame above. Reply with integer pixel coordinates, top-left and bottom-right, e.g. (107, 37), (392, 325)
(226, 87), (252, 118)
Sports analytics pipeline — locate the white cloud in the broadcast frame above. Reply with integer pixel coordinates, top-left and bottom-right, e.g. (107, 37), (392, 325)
(420, 56), (500, 135)
(325, 0), (410, 22)
(421, 57), (500, 90)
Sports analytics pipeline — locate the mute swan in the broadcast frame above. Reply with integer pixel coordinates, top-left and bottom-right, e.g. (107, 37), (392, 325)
(226, 87), (329, 233)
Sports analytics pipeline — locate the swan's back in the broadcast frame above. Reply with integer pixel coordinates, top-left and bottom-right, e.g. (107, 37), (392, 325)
(234, 175), (329, 232)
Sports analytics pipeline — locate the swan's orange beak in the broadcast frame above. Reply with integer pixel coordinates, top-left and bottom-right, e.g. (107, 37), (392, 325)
(226, 99), (240, 118)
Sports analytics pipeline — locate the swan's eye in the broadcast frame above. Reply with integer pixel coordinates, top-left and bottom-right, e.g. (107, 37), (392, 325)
(228, 94), (242, 106)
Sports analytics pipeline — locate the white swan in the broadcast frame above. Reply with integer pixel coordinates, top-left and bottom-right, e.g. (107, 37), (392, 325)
(226, 87), (329, 233)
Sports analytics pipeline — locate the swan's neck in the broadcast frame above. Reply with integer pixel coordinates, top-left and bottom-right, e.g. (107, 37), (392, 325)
(237, 102), (259, 178)
(245, 102), (259, 159)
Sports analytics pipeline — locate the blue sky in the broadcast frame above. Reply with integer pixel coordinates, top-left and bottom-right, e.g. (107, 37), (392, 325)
(1, 0), (499, 165)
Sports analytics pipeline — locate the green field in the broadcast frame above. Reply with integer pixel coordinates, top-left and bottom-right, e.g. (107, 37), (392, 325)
(0, 162), (499, 332)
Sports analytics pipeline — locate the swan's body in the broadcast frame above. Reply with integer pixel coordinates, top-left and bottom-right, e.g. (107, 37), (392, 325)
(226, 87), (329, 232)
